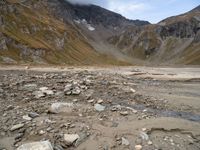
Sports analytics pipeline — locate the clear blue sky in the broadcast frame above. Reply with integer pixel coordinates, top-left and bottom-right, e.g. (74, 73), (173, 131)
(67, 0), (200, 23)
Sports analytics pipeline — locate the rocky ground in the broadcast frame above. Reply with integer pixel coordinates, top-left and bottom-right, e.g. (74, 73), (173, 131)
(0, 66), (200, 150)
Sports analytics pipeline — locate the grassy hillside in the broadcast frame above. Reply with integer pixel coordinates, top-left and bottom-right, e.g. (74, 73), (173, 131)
(0, 0), (126, 65)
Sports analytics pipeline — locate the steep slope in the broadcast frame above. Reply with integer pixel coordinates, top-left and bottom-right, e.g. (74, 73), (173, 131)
(0, 0), (126, 65)
(108, 5), (200, 65)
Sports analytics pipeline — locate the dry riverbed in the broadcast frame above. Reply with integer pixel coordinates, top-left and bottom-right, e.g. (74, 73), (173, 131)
(0, 66), (200, 150)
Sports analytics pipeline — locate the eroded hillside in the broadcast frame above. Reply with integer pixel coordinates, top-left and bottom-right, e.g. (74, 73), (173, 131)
(0, 0), (125, 65)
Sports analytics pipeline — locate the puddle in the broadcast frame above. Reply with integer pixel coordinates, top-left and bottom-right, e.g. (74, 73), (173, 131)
(119, 103), (200, 122)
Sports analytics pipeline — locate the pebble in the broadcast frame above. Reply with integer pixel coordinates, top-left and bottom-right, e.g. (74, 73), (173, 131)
(23, 115), (32, 121)
(33, 91), (45, 98)
(121, 137), (130, 146)
(10, 124), (24, 131)
(120, 111), (129, 116)
(49, 103), (74, 114)
(97, 99), (103, 104)
(17, 141), (53, 150)
(130, 88), (136, 93)
(28, 112), (39, 118)
(88, 99), (94, 103)
(94, 104), (105, 112)
(148, 141), (153, 145)
(39, 130), (45, 135)
(139, 131), (149, 140)
(135, 145), (142, 150)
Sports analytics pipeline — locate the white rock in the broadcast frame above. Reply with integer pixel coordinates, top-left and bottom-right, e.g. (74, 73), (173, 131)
(39, 87), (48, 91)
(148, 141), (153, 145)
(23, 115), (32, 121)
(64, 134), (80, 144)
(17, 141), (53, 150)
(130, 88), (136, 93)
(122, 137), (130, 146)
(97, 99), (103, 104)
(88, 99), (94, 103)
(135, 145), (142, 150)
(120, 111), (129, 116)
(10, 124), (24, 131)
(49, 103), (74, 114)
(33, 91), (45, 98)
(140, 131), (149, 141)
(94, 104), (105, 112)
(43, 90), (54, 95)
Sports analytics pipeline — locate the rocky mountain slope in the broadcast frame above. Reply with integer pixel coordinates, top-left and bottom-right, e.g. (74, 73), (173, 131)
(0, 0), (199, 65)
(109, 5), (200, 65)
(0, 0), (129, 65)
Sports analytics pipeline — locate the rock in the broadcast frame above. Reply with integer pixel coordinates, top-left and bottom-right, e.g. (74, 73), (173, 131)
(120, 111), (129, 116)
(39, 130), (45, 135)
(28, 112), (39, 118)
(39, 87), (54, 95)
(147, 141), (153, 145)
(135, 145), (142, 150)
(23, 115), (32, 121)
(64, 84), (73, 92)
(49, 103), (74, 114)
(121, 137), (130, 146)
(54, 145), (64, 150)
(71, 88), (81, 95)
(0, 88), (4, 93)
(88, 99), (94, 103)
(139, 131), (149, 141)
(10, 124), (24, 131)
(17, 141), (53, 150)
(130, 88), (136, 93)
(24, 84), (37, 91)
(39, 87), (48, 91)
(64, 134), (80, 145)
(97, 99), (103, 104)
(75, 132), (89, 146)
(94, 104), (105, 112)
(33, 91), (45, 98)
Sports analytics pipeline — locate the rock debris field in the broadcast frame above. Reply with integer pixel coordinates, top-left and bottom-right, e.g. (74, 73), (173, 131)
(0, 66), (200, 150)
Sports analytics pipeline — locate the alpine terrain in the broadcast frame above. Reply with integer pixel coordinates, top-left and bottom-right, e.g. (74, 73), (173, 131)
(0, 1), (200, 150)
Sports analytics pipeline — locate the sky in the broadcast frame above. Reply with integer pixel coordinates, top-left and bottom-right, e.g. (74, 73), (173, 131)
(67, 0), (200, 23)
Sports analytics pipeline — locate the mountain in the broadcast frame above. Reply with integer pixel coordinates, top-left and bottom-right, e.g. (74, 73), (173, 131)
(0, 0), (199, 65)
(108, 5), (200, 65)
(0, 0), (129, 65)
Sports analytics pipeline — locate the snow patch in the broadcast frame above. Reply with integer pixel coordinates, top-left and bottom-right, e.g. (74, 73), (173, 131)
(74, 19), (95, 31)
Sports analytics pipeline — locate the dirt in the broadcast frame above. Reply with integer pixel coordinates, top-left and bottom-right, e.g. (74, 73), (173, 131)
(0, 66), (200, 150)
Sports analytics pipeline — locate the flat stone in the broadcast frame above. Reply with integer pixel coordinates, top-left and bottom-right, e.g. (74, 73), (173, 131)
(23, 84), (37, 91)
(64, 134), (80, 144)
(49, 103), (74, 114)
(17, 141), (53, 150)
(23, 115), (32, 121)
(94, 104), (105, 112)
(10, 124), (24, 131)
(121, 137), (130, 146)
(120, 111), (129, 116)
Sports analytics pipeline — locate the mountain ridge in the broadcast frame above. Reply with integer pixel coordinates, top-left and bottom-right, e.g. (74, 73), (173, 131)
(0, 0), (199, 65)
